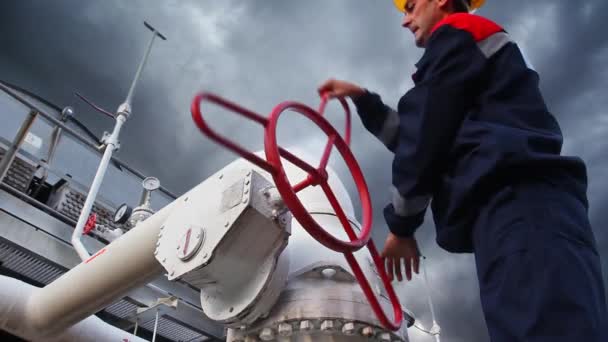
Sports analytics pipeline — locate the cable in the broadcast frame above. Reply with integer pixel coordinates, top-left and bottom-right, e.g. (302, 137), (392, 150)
(0, 80), (62, 112)
(421, 255), (441, 342)
(412, 322), (439, 335)
(68, 116), (102, 143)
(0, 79), (128, 172)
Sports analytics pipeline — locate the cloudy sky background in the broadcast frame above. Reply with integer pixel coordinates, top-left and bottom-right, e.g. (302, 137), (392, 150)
(1, 1), (607, 341)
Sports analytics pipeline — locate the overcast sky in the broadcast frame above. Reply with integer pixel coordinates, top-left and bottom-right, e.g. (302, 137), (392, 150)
(1, 1), (607, 341)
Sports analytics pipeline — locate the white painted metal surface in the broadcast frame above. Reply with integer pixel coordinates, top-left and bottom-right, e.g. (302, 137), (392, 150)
(220, 150), (411, 341)
(156, 166), (292, 326)
(25, 198), (174, 337)
(0, 275), (148, 342)
(0, 147), (412, 341)
(0, 189), (225, 340)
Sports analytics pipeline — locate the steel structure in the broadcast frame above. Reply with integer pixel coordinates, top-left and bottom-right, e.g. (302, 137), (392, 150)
(0, 83), (225, 341)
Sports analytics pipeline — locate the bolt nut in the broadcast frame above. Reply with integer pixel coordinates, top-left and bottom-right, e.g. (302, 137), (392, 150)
(362, 326), (374, 337)
(320, 320), (334, 332)
(278, 323), (292, 337)
(225, 221), (230, 227)
(379, 332), (392, 341)
(259, 327), (274, 340)
(342, 322), (356, 335)
(245, 179), (250, 185)
(300, 320), (312, 331)
(170, 271), (175, 276)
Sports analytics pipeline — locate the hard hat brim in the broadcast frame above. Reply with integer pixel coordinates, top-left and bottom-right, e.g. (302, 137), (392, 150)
(392, 0), (485, 13)
(393, 0), (407, 13)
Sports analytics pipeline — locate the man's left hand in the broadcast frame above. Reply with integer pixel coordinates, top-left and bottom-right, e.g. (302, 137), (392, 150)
(380, 233), (420, 281)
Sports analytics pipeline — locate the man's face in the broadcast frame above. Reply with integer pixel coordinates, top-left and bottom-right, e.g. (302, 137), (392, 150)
(402, 0), (449, 47)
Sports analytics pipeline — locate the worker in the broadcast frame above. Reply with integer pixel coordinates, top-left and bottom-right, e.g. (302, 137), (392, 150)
(317, 0), (607, 340)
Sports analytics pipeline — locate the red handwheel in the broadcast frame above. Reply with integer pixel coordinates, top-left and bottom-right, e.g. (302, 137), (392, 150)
(264, 99), (372, 253)
(343, 240), (404, 331)
(191, 92), (404, 331)
(83, 213), (97, 235)
(264, 99), (403, 331)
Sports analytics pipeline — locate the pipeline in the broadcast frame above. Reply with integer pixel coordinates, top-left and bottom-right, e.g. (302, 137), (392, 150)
(0, 198), (174, 340)
(0, 276), (148, 342)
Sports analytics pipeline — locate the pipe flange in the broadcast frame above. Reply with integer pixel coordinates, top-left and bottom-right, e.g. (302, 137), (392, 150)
(231, 319), (408, 342)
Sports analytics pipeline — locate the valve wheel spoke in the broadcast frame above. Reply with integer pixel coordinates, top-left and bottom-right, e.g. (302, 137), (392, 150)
(320, 181), (357, 241)
(318, 134), (336, 172)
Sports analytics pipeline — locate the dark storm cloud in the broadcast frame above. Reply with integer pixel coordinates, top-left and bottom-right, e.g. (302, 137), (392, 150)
(1, 1), (607, 341)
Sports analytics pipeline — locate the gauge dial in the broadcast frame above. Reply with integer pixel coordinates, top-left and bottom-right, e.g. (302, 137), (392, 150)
(142, 177), (160, 191)
(113, 203), (132, 224)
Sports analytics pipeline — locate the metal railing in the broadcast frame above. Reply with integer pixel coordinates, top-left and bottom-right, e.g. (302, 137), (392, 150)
(0, 81), (178, 201)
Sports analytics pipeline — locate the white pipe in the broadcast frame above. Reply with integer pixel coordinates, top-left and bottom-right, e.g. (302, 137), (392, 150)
(27, 198), (173, 337)
(152, 310), (159, 342)
(0, 276), (149, 342)
(71, 114), (126, 260)
(125, 30), (157, 108)
(71, 25), (160, 261)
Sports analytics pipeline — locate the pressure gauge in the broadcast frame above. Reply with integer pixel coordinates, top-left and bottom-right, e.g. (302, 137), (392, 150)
(142, 177), (160, 191)
(113, 203), (133, 224)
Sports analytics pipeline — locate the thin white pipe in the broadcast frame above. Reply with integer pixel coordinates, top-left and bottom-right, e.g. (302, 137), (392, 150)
(71, 114), (126, 260)
(71, 25), (160, 261)
(152, 310), (159, 342)
(125, 31), (157, 108)
(422, 256), (441, 342)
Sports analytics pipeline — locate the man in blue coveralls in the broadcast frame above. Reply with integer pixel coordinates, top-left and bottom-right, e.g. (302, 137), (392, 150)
(318, 0), (607, 340)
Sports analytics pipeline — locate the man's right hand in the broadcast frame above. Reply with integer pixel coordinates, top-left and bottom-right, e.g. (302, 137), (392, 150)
(317, 79), (366, 99)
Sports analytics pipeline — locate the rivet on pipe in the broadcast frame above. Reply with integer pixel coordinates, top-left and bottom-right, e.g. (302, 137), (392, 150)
(259, 327), (274, 341)
(362, 326), (374, 337)
(278, 323), (292, 337)
(300, 320), (312, 331)
(342, 322), (356, 335)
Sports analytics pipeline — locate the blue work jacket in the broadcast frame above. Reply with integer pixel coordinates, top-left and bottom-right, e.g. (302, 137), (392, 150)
(353, 13), (588, 252)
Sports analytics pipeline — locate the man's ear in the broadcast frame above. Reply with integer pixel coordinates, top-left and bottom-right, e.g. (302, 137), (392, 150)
(437, 0), (451, 10)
